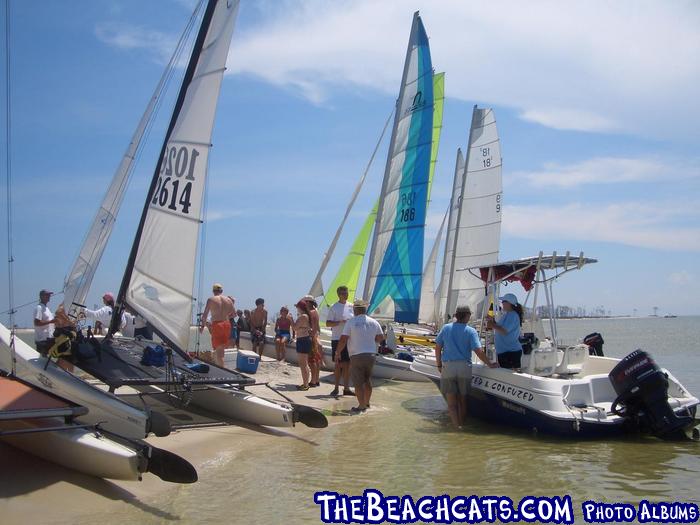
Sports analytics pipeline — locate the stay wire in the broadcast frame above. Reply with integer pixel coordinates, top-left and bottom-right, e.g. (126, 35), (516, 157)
(4, 0), (16, 375)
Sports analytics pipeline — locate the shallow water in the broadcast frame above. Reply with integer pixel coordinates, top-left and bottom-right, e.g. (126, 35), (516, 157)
(18, 317), (700, 524)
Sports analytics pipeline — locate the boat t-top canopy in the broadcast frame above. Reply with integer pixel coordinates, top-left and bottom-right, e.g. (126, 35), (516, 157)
(459, 251), (597, 291)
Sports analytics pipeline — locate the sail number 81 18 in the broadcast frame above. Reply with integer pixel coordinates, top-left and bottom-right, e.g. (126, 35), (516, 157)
(151, 146), (201, 214)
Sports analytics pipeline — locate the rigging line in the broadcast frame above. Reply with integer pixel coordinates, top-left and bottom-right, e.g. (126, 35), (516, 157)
(194, 135), (212, 355)
(4, 0), (16, 376)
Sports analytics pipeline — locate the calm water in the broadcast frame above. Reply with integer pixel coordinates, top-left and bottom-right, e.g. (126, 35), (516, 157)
(54, 318), (700, 523)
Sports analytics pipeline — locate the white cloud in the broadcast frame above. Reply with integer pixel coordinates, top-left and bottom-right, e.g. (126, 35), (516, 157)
(503, 202), (700, 252)
(230, 0), (700, 140)
(512, 157), (700, 188)
(95, 24), (177, 64)
(96, 1), (700, 138)
(669, 271), (693, 286)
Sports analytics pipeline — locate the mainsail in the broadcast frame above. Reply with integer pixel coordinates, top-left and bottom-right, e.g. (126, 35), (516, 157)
(110, 0), (240, 351)
(363, 12), (434, 323)
(436, 148), (465, 323)
(444, 106), (502, 319)
(62, 4), (204, 317)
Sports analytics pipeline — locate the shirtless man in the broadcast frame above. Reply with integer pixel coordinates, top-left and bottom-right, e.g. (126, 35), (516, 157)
(199, 283), (235, 367)
(249, 298), (268, 357)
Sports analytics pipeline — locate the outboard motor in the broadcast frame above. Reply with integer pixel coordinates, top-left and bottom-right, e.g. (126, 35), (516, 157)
(583, 332), (604, 356)
(609, 350), (694, 439)
(519, 333), (538, 355)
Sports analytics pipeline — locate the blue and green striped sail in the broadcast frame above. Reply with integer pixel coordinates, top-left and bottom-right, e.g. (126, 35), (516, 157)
(364, 12), (434, 323)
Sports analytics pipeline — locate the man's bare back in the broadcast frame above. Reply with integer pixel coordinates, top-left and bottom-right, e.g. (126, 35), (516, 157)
(205, 295), (234, 324)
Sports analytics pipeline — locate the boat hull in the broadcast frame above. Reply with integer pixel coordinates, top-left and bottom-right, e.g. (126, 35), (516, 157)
(0, 324), (158, 439)
(410, 355), (699, 438)
(0, 418), (145, 480)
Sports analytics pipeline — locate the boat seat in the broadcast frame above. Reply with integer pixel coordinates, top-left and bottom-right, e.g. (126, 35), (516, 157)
(555, 343), (589, 375)
(526, 339), (558, 377)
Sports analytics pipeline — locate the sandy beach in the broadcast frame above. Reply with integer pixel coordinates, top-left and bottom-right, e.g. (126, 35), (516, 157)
(0, 350), (353, 524)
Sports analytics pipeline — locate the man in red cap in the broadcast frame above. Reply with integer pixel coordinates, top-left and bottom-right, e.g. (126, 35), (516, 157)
(34, 289), (55, 355)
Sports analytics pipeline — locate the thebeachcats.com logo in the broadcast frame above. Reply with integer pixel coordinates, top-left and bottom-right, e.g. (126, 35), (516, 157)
(314, 489), (699, 524)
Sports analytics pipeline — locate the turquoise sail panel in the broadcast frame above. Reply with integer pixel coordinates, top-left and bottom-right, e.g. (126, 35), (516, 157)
(367, 13), (434, 323)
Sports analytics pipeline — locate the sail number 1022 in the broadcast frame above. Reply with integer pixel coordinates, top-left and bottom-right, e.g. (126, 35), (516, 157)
(151, 145), (200, 214)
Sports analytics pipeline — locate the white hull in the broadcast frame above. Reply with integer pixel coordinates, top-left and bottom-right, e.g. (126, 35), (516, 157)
(0, 419), (144, 480)
(188, 385), (294, 427)
(239, 331), (429, 382)
(0, 323), (157, 439)
(410, 352), (699, 437)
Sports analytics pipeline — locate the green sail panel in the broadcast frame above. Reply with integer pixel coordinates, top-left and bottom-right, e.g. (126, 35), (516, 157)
(319, 201), (378, 310)
(427, 72), (444, 204)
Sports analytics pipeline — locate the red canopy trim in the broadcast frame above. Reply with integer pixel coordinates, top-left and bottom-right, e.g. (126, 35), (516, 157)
(479, 265), (537, 291)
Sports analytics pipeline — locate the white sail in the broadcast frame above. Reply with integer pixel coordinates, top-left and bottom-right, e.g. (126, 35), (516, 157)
(363, 12), (434, 323)
(418, 209), (447, 325)
(62, 6), (204, 318)
(445, 107), (502, 317)
(436, 148), (465, 323)
(124, 0), (239, 351)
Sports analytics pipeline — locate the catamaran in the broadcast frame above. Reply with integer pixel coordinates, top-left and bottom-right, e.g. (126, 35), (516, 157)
(36, 0), (326, 430)
(410, 253), (699, 439)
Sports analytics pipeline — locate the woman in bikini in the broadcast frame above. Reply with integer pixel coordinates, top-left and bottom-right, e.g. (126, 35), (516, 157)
(293, 300), (313, 390)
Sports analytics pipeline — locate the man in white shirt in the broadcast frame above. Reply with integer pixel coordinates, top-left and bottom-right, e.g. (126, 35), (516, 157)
(327, 285), (355, 397)
(336, 299), (384, 413)
(34, 289), (55, 355)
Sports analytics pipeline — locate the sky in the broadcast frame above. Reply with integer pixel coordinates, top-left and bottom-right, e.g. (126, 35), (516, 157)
(1, 0), (699, 328)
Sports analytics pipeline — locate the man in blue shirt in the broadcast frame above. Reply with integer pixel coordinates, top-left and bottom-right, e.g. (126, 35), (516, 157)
(435, 306), (496, 428)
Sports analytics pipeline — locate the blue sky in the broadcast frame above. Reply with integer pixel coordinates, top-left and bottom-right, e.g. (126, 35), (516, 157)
(1, 0), (699, 328)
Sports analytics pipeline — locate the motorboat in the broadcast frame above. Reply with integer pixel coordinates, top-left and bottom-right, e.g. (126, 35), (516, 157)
(410, 252), (699, 439)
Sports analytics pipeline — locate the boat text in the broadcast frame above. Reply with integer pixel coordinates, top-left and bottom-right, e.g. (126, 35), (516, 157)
(472, 375), (535, 403)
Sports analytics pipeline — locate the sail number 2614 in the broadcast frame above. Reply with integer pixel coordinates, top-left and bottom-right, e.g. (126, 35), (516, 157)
(151, 146), (200, 214)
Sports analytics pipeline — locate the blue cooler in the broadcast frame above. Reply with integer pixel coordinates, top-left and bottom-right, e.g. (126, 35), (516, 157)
(236, 349), (260, 374)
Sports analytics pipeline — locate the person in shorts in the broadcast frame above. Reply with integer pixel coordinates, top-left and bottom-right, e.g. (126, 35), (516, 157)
(435, 305), (496, 428)
(327, 285), (354, 397)
(336, 299), (384, 413)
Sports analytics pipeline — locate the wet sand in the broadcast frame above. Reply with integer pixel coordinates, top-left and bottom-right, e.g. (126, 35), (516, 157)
(0, 350), (354, 524)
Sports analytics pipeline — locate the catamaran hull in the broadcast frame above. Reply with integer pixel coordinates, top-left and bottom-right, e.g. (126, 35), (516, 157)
(189, 386), (294, 427)
(0, 419), (197, 482)
(410, 356), (699, 438)
(0, 324), (164, 439)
